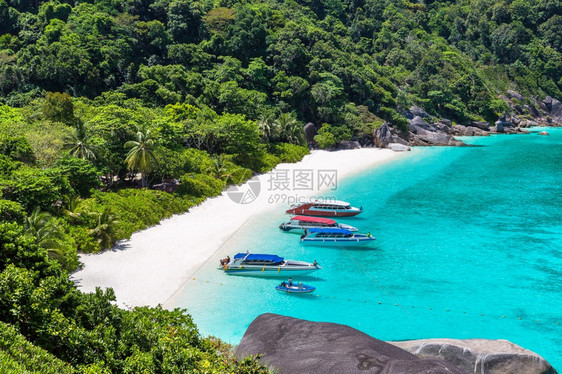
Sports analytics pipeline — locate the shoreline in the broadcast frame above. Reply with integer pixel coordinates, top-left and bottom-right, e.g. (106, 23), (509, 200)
(71, 148), (410, 309)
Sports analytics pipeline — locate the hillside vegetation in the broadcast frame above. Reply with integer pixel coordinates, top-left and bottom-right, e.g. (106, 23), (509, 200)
(0, 0), (560, 372)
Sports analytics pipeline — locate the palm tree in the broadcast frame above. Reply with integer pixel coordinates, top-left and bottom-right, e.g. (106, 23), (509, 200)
(274, 113), (305, 145)
(124, 129), (157, 187)
(207, 155), (252, 185)
(258, 113), (277, 142)
(23, 207), (65, 260)
(89, 208), (119, 250)
(64, 121), (98, 161)
(62, 194), (84, 223)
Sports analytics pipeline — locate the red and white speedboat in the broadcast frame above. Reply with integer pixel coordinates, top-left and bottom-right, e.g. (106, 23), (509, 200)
(285, 200), (363, 217)
(279, 216), (358, 233)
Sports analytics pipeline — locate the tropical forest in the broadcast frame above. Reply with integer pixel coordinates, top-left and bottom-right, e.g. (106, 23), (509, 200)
(0, 0), (560, 372)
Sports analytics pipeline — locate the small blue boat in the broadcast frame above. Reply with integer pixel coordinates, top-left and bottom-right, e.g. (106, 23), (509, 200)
(275, 281), (316, 293)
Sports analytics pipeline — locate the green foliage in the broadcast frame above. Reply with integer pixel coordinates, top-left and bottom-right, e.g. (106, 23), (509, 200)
(1, 166), (73, 212)
(0, 321), (74, 374)
(177, 173), (225, 198)
(0, 200), (25, 223)
(271, 143), (309, 163)
(314, 123), (351, 149)
(0, 134), (35, 164)
(86, 189), (194, 243)
(42, 92), (75, 125)
(53, 156), (101, 197)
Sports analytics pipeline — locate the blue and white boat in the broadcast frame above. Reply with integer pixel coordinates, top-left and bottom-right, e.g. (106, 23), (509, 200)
(300, 228), (375, 247)
(222, 253), (321, 276)
(275, 282), (316, 293)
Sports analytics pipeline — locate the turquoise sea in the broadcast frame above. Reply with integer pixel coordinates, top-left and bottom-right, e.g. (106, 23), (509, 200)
(176, 128), (562, 369)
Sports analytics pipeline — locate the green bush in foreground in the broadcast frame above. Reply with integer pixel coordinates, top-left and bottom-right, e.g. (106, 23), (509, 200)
(0, 223), (271, 373)
(0, 321), (74, 374)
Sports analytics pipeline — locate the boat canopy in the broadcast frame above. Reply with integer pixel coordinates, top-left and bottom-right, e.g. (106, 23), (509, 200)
(311, 199), (351, 206)
(308, 228), (352, 234)
(233, 253), (284, 262)
(290, 216), (337, 224)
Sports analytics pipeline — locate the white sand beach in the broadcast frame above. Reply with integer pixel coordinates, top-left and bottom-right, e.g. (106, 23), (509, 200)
(71, 148), (407, 308)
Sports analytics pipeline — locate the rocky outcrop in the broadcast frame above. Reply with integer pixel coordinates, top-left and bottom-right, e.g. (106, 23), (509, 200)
(408, 116), (465, 146)
(236, 314), (467, 374)
(388, 143), (410, 152)
(541, 96), (562, 123)
(373, 122), (408, 148)
(303, 122), (317, 145)
(336, 140), (361, 150)
(390, 339), (556, 374)
(403, 105), (431, 119)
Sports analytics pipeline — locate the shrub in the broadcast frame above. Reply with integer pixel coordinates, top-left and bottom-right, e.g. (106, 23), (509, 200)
(0, 135), (35, 164)
(271, 143), (309, 163)
(177, 173), (224, 198)
(0, 200), (25, 223)
(52, 156), (101, 197)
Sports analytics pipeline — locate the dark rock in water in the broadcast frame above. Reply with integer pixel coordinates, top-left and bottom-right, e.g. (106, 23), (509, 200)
(408, 116), (465, 146)
(236, 314), (468, 374)
(303, 123), (317, 145)
(471, 121), (490, 131)
(538, 131), (549, 136)
(391, 339), (556, 374)
(337, 140), (361, 150)
(452, 124), (466, 135)
(464, 126), (488, 137)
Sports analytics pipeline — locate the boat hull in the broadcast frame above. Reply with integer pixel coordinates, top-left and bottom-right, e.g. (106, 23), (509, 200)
(300, 238), (375, 246)
(275, 285), (315, 293)
(279, 223), (358, 232)
(286, 208), (362, 217)
(223, 267), (320, 277)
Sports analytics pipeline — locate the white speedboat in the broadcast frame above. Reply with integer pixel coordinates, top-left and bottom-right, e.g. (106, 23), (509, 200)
(286, 200), (363, 217)
(279, 215), (358, 233)
(222, 253), (321, 276)
(300, 228), (375, 247)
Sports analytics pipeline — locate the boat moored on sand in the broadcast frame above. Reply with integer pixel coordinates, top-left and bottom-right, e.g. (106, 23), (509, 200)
(279, 215), (358, 233)
(300, 228), (375, 247)
(221, 253), (321, 276)
(286, 200), (362, 217)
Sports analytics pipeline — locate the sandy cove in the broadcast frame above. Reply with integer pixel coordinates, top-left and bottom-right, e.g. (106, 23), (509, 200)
(71, 148), (407, 308)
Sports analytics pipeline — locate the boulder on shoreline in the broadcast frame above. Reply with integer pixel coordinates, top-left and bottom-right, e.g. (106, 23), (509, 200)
(236, 314), (556, 374)
(236, 313), (467, 374)
(390, 339), (556, 374)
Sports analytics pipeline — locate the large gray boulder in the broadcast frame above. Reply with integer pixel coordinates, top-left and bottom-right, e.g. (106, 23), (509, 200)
(507, 90), (524, 101)
(471, 120), (490, 131)
(236, 314), (467, 374)
(390, 339), (555, 374)
(303, 122), (317, 145)
(409, 116), (464, 146)
(373, 123), (407, 148)
(404, 105), (431, 119)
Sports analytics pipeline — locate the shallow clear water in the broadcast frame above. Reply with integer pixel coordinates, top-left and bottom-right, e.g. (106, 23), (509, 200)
(176, 128), (562, 369)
